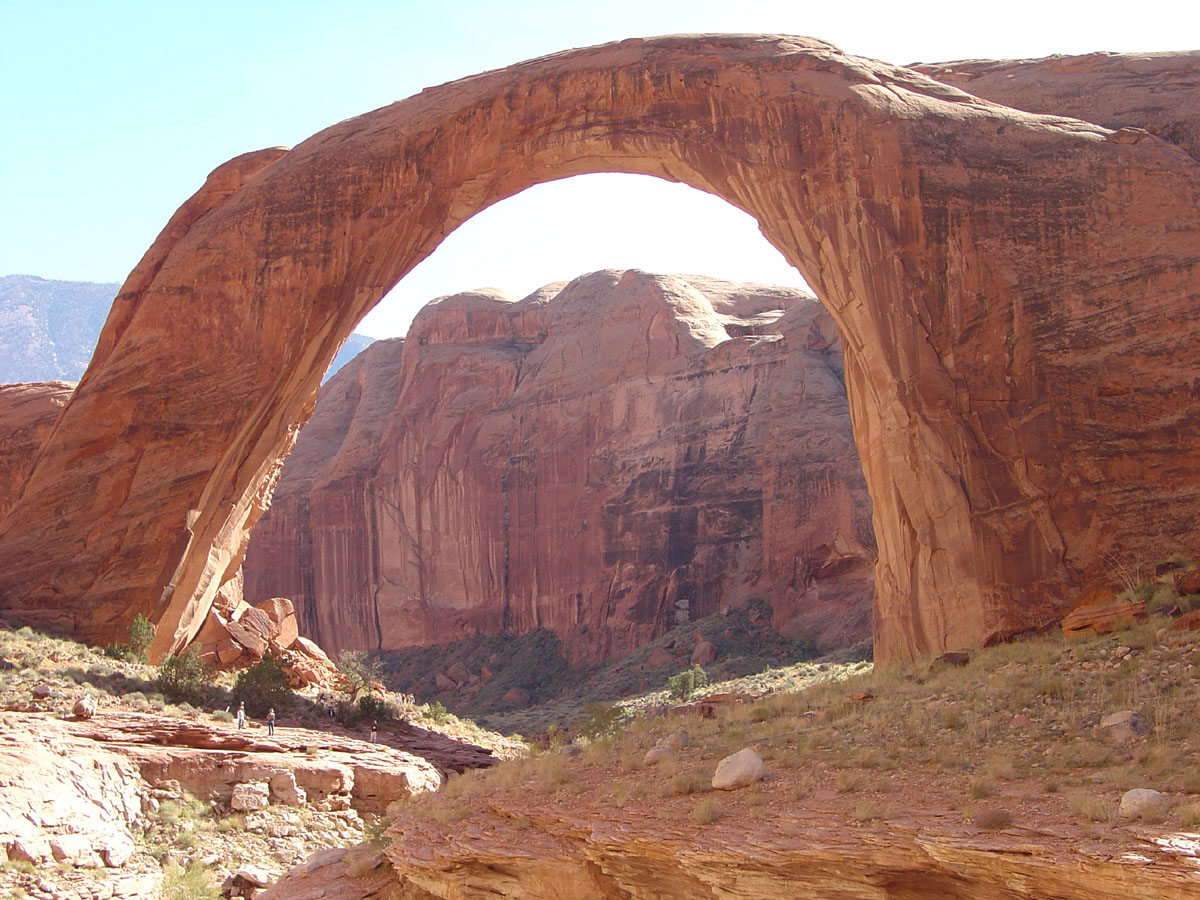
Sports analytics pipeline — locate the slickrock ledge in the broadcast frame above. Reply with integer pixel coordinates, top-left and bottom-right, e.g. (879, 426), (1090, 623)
(372, 803), (1200, 900)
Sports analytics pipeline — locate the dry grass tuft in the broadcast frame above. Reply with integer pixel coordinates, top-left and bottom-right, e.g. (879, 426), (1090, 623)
(690, 798), (721, 825)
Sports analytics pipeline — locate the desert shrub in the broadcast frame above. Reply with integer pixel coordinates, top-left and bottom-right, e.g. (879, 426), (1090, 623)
(691, 797), (721, 825)
(972, 808), (1013, 830)
(669, 772), (710, 795)
(577, 702), (625, 740)
(212, 709), (234, 723)
(233, 651), (294, 717)
(358, 691), (400, 722)
(666, 664), (709, 701)
(339, 650), (384, 702)
(1176, 800), (1200, 828)
(425, 700), (449, 723)
(160, 859), (221, 900)
(104, 612), (156, 663)
(127, 613), (155, 660)
(104, 643), (138, 663)
(1068, 793), (1117, 823)
(154, 647), (212, 706)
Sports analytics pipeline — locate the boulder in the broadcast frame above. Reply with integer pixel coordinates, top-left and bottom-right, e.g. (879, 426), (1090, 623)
(434, 673), (458, 693)
(664, 727), (689, 751)
(255, 597), (299, 649)
(1119, 788), (1167, 820)
(1098, 710), (1150, 743)
(501, 687), (532, 708)
(1062, 599), (1147, 638)
(712, 748), (766, 790)
(643, 745), (676, 766)
(72, 696), (97, 719)
(690, 641), (718, 667)
(231, 782), (270, 811)
(1167, 610), (1200, 633)
(646, 648), (681, 669)
(268, 770), (306, 807)
(48, 834), (102, 868)
(446, 662), (472, 684)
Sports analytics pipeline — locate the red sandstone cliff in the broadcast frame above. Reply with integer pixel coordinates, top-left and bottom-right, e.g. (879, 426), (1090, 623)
(0, 381), (73, 518)
(244, 271), (875, 662)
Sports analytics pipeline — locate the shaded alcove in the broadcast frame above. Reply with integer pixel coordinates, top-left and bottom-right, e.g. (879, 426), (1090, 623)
(244, 172), (878, 667)
(1, 35), (1196, 669)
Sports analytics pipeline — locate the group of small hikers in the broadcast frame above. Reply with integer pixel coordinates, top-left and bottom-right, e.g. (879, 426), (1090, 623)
(232, 700), (379, 742)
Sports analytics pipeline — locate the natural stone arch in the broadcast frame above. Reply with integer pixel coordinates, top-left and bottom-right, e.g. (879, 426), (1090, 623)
(1, 35), (1198, 664)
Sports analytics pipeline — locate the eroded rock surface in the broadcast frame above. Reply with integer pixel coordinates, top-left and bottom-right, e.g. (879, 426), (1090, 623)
(918, 51), (1200, 161)
(0, 380), (73, 518)
(244, 272), (875, 661)
(0, 39), (1198, 665)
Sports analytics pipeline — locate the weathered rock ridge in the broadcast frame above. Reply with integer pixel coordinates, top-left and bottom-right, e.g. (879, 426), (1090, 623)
(244, 271), (875, 661)
(917, 51), (1200, 162)
(0, 38), (1198, 665)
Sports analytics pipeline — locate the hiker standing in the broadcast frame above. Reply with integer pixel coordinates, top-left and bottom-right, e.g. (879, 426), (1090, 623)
(236, 702), (245, 730)
(267, 707), (276, 736)
(370, 719), (378, 743)
(327, 702), (335, 726)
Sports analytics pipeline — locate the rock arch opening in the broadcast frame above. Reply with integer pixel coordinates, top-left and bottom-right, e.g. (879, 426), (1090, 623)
(0, 35), (1196, 667)
(251, 172), (872, 667)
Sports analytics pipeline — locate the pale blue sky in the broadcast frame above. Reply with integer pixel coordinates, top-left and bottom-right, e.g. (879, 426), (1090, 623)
(2, 0), (1191, 337)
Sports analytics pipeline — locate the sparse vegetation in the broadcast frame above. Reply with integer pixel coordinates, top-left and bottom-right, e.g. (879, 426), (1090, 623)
(233, 651), (295, 717)
(666, 664), (709, 701)
(154, 647), (212, 706)
(690, 797), (721, 825)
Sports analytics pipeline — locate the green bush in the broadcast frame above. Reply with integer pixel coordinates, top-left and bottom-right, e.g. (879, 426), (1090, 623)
(666, 664), (709, 701)
(154, 647), (212, 706)
(127, 613), (155, 661)
(233, 652), (294, 717)
(425, 700), (449, 723)
(358, 691), (398, 722)
(104, 612), (156, 663)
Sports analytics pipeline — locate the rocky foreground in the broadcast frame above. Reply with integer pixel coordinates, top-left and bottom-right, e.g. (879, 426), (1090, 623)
(270, 618), (1200, 899)
(0, 626), (519, 900)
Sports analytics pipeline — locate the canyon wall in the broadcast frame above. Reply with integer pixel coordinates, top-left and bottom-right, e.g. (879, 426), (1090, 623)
(244, 271), (875, 662)
(0, 381), (73, 518)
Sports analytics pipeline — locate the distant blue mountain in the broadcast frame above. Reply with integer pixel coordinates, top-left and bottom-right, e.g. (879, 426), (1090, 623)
(0, 275), (374, 384)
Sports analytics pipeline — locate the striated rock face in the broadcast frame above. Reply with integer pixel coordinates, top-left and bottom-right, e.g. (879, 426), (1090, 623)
(917, 51), (1200, 162)
(0, 381), (73, 518)
(0, 38), (1198, 665)
(243, 271), (875, 662)
(373, 809), (1200, 900)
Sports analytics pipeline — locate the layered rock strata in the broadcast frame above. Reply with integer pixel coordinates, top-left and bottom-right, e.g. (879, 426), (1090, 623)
(917, 51), (1200, 162)
(0, 38), (1198, 665)
(244, 271), (875, 661)
(262, 805), (1200, 900)
(0, 380), (73, 518)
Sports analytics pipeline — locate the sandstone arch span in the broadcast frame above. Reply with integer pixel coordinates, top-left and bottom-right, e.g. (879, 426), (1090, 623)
(1, 35), (1198, 664)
